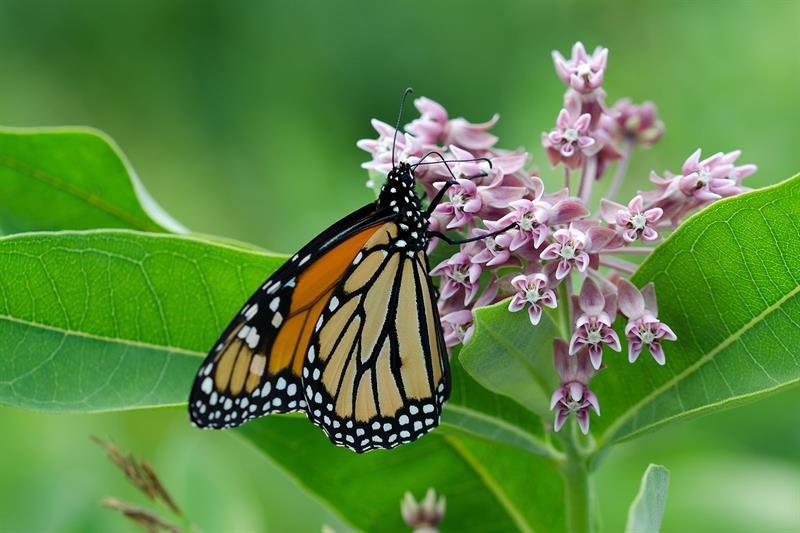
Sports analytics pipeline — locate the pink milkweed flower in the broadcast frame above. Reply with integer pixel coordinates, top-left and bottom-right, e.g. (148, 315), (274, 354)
(678, 148), (739, 201)
(717, 150), (757, 188)
(600, 195), (663, 243)
(430, 252), (483, 305)
(433, 178), (483, 228)
(405, 97), (448, 145)
(552, 42), (608, 94)
(406, 96), (499, 151)
(488, 198), (550, 250)
(466, 228), (517, 268)
(432, 147), (527, 229)
(490, 149), (529, 177)
(606, 98), (665, 146)
(540, 225), (590, 280)
(592, 126), (624, 180)
(356, 119), (426, 174)
(447, 115), (500, 152)
(550, 339), (600, 434)
(441, 309), (475, 348)
(617, 280), (676, 365)
(645, 170), (694, 224)
(423, 145), (490, 187)
(569, 279), (621, 369)
(508, 273), (557, 326)
(425, 212), (447, 255)
(542, 107), (599, 170)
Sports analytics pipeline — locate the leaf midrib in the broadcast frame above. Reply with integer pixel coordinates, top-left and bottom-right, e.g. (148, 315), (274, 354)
(469, 311), (552, 415)
(443, 403), (554, 457)
(0, 313), (204, 358)
(596, 281), (800, 449)
(443, 435), (534, 533)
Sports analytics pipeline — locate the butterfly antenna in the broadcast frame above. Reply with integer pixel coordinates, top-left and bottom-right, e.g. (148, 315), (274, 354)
(412, 154), (493, 170)
(392, 87), (414, 170)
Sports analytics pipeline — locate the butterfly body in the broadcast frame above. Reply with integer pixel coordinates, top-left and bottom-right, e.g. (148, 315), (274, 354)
(189, 162), (451, 452)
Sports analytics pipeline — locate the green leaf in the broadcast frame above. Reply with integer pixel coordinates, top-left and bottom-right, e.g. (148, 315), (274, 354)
(238, 417), (565, 533)
(0, 127), (185, 233)
(593, 175), (800, 448)
(0, 229), (567, 530)
(443, 357), (555, 457)
(0, 229), (284, 411)
(0, 229), (553, 455)
(459, 300), (560, 418)
(625, 464), (670, 533)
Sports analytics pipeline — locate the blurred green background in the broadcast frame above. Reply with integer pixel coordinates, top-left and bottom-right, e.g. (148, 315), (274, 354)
(1, 0), (798, 531)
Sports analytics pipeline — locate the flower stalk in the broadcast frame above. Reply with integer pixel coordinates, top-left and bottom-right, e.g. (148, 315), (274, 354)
(558, 422), (594, 533)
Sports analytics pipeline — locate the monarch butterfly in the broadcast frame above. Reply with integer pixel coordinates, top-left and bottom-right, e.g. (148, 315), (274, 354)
(188, 91), (511, 452)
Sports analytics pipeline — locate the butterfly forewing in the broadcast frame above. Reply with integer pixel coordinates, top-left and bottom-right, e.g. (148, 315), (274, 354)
(189, 205), (392, 429)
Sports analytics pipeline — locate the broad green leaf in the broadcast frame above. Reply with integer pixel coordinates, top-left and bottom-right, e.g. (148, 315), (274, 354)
(238, 416), (565, 533)
(0, 127), (185, 233)
(593, 175), (800, 448)
(443, 357), (553, 456)
(625, 464), (669, 533)
(0, 230), (283, 410)
(460, 300), (560, 418)
(0, 229), (549, 454)
(0, 229), (567, 530)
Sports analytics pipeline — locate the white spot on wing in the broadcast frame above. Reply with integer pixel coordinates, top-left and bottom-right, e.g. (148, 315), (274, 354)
(271, 312), (283, 328)
(245, 328), (260, 349)
(266, 281), (281, 294)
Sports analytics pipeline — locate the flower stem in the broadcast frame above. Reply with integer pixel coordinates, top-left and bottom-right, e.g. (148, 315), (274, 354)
(604, 246), (652, 255)
(557, 422), (594, 533)
(606, 137), (634, 202)
(579, 156), (597, 204)
(557, 281), (572, 339)
(599, 256), (637, 274)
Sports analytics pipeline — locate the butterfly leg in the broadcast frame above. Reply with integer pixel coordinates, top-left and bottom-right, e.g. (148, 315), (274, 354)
(424, 172), (489, 213)
(428, 222), (518, 245)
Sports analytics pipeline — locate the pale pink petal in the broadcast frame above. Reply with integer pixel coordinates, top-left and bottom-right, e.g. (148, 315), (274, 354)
(527, 304), (543, 325)
(617, 279), (645, 318)
(555, 260), (572, 279)
(579, 278), (605, 315)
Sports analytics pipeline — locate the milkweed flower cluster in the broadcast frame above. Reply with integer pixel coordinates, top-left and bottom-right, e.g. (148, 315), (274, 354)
(358, 41), (756, 435)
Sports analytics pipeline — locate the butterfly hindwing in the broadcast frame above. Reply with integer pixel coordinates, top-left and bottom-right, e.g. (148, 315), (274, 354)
(303, 221), (451, 452)
(189, 204), (392, 429)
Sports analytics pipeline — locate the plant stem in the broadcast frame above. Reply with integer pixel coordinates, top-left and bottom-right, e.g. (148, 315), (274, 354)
(599, 256), (637, 274)
(579, 156), (597, 204)
(557, 281), (572, 339)
(604, 246), (652, 255)
(558, 422), (594, 533)
(606, 137), (634, 202)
